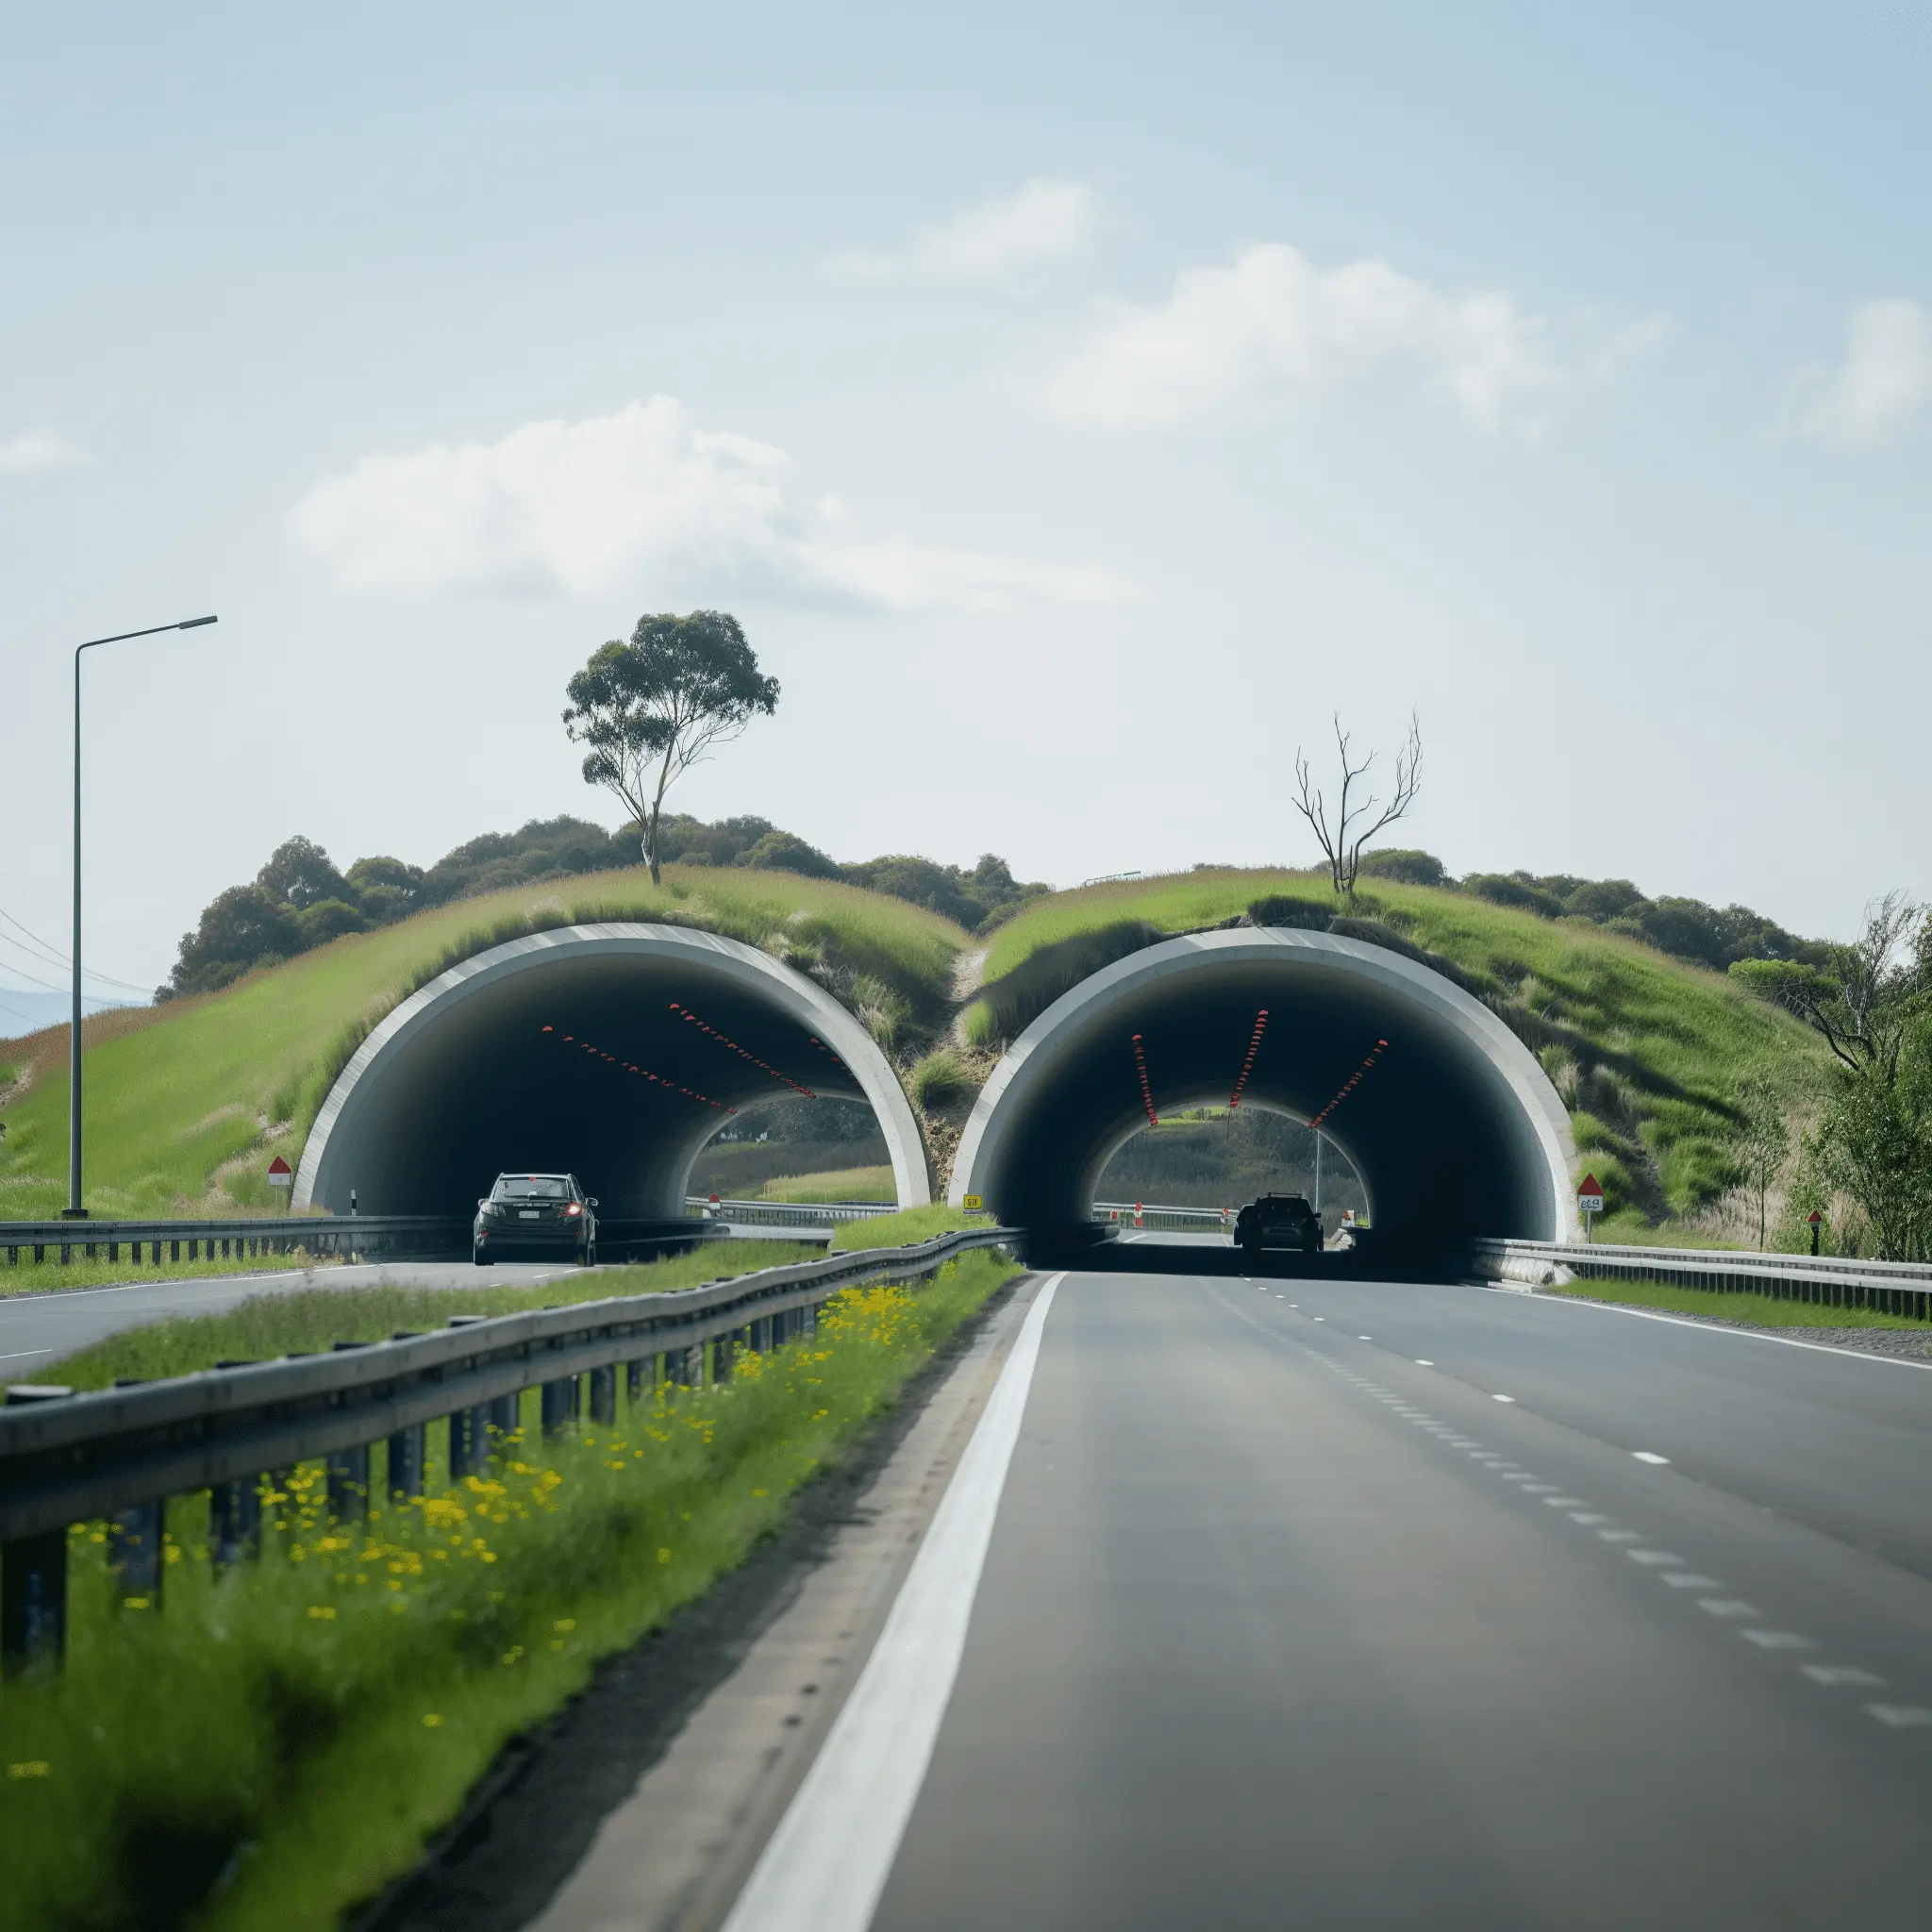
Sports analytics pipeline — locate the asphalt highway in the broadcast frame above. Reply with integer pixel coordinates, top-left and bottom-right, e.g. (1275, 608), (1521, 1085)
(752, 1268), (1932, 1931)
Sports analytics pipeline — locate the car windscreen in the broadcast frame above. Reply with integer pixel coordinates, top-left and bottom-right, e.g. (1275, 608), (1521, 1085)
(494, 1176), (568, 1199)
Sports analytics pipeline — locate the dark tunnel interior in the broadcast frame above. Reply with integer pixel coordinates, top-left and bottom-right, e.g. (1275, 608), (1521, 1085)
(307, 950), (882, 1217)
(971, 948), (1568, 1257)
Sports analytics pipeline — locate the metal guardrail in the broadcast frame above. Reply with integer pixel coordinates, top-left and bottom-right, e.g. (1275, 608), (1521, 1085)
(0, 1226), (1017, 1664)
(1092, 1201), (1233, 1232)
(688, 1196), (905, 1226)
(2, 1214), (471, 1268)
(1480, 1238), (1932, 1322)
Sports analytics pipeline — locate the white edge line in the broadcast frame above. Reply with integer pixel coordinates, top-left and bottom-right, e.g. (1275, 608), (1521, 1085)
(720, 1271), (1065, 1932)
(1474, 1283), (1932, 1371)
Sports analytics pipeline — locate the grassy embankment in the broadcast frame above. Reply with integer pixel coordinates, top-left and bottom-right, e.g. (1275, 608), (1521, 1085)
(0, 1245), (347, 1299)
(0, 866), (966, 1223)
(966, 869), (1833, 1247)
(0, 1245), (1017, 1932)
(750, 1164), (897, 1203)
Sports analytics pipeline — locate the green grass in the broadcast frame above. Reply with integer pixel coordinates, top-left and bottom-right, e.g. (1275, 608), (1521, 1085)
(0, 866), (966, 1223)
(828, 1204), (992, 1249)
(752, 1165), (897, 1204)
(972, 869), (1832, 1229)
(27, 1241), (815, 1391)
(1546, 1274), (1932, 1329)
(0, 1249), (1016, 1932)
(0, 1244), (350, 1300)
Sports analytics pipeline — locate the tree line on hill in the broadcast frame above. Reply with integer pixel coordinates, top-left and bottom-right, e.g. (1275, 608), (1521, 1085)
(155, 816), (1049, 999)
(1355, 850), (1833, 975)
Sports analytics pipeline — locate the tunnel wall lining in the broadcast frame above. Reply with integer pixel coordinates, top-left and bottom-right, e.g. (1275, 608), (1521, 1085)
(292, 922), (931, 1213)
(948, 926), (1579, 1241)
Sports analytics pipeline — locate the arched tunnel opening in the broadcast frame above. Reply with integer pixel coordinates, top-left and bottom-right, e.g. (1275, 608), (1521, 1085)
(1095, 1108), (1371, 1230)
(951, 927), (1575, 1274)
(294, 924), (929, 1224)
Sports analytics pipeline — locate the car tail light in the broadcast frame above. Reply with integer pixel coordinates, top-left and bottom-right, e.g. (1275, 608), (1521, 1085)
(566, 1202), (582, 1217)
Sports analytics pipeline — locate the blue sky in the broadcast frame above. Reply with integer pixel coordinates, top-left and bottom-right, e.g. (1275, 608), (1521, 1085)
(2, 1), (1927, 1002)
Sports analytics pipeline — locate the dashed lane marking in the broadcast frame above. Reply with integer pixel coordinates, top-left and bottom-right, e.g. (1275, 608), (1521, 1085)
(1570, 1513), (1613, 1524)
(1741, 1630), (1814, 1651)
(1599, 1530), (1643, 1542)
(1491, 1393), (1516, 1403)
(1866, 1706), (1932, 1728)
(1699, 1601), (1767, 1619)
(1661, 1574), (1723, 1589)
(1632, 1451), (1671, 1465)
(1628, 1551), (1689, 1567)
(1415, 1358), (1434, 1366)
(1804, 1666), (1885, 1687)
(1542, 1496), (1587, 1507)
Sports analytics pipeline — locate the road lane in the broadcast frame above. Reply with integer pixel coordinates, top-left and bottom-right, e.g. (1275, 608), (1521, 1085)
(863, 1271), (1932, 1931)
(1274, 1274), (1932, 1579)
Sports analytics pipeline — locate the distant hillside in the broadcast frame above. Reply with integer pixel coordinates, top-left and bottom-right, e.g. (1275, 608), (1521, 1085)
(158, 816), (1048, 999)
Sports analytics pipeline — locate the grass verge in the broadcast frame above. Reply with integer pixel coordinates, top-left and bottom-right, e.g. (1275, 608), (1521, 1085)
(1544, 1274), (1932, 1329)
(827, 1205), (991, 1250)
(26, 1242), (815, 1391)
(0, 1246), (346, 1301)
(0, 1247), (1016, 1932)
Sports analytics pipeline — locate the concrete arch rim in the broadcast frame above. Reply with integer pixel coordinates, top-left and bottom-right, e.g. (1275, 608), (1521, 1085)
(949, 926), (1577, 1239)
(292, 922), (931, 1213)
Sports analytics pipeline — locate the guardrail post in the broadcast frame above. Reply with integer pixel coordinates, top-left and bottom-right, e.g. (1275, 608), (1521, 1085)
(1, 1529), (67, 1673)
(626, 1357), (654, 1404)
(388, 1423), (426, 1499)
(209, 1477), (262, 1570)
(2, 1387), (72, 1668)
(108, 1500), (167, 1607)
(588, 1364), (616, 1424)
(541, 1375), (579, 1437)
(713, 1332), (737, 1383)
(488, 1391), (520, 1444)
(448, 1406), (488, 1479)
(326, 1445), (371, 1522)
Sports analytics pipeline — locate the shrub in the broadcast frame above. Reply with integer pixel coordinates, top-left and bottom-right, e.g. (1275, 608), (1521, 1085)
(910, 1048), (973, 1112)
(1246, 895), (1332, 930)
(1356, 849), (1450, 889)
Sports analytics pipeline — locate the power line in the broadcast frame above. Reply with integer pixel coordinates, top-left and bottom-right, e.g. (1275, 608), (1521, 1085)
(0, 907), (155, 995)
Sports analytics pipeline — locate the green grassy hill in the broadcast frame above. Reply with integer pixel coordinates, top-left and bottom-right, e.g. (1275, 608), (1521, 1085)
(0, 867), (967, 1221)
(968, 868), (1832, 1239)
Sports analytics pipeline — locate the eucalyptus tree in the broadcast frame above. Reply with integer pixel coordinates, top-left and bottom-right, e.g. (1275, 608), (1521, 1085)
(563, 611), (780, 886)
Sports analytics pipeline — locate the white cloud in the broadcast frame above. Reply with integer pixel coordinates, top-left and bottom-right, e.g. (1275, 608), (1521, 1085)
(0, 430), (92, 472)
(1802, 300), (1932, 446)
(287, 395), (1120, 612)
(828, 178), (1094, 283)
(1036, 242), (1558, 431)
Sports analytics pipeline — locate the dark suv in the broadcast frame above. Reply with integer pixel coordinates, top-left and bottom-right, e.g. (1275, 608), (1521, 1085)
(1234, 1193), (1324, 1257)
(474, 1174), (598, 1266)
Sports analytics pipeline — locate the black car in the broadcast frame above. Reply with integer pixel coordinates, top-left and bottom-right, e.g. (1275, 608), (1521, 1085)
(1234, 1193), (1324, 1256)
(474, 1173), (598, 1266)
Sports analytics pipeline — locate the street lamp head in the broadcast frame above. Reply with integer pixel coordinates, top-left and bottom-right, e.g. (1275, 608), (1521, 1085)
(178, 615), (218, 629)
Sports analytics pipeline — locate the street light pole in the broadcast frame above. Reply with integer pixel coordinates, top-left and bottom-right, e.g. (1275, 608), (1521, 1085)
(65, 615), (218, 1219)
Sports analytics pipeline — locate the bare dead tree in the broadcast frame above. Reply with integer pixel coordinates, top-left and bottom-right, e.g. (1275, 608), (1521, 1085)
(1292, 712), (1423, 900)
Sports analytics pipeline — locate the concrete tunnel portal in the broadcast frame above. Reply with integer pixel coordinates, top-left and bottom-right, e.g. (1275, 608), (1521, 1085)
(293, 924), (931, 1220)
(950, 927), (1579, 1257)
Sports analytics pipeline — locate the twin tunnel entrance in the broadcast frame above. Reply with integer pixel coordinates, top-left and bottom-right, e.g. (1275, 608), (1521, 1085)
(295, 922), (1577, 1259)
